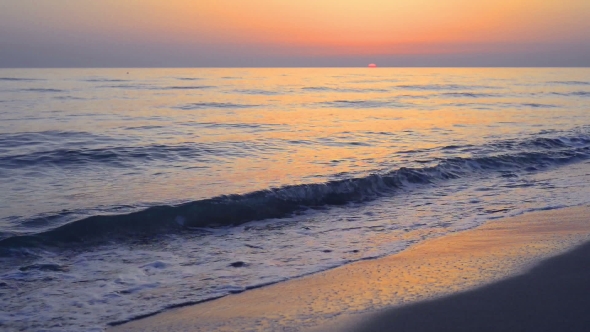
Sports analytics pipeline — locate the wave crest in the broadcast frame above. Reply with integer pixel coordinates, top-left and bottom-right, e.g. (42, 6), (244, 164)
(2, 130), (590, 250)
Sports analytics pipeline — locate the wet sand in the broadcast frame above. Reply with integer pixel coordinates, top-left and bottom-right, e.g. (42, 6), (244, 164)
(109, 205), (590, 332)
(335, 228), (590, 332)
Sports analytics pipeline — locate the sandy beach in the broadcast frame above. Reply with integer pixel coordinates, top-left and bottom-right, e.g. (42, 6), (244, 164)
(109, 205), (590, 331)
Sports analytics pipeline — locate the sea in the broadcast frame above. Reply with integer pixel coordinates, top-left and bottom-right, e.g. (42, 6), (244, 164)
(1, 68), (590, 331)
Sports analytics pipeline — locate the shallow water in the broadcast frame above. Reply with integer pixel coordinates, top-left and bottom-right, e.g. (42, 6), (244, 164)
(1, 68), (590, 331)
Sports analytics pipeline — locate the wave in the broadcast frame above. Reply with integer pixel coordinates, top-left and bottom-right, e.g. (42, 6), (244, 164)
(547, 81), (590, 86)
(445, 102), (559, 109)
(551, 91), (590, 97)
(521, 103), (558, 108)
(83, 79), (130, 82)
(568, 91), (590, 97)
(189, 122), (280, 131)
(176, 102), (258, 110)
(302, 87), (389, 93)
(318, 99), (405, 108)
(101, 84), (215, 91)
(491, 135), (590, 151)
(0, 131), (118, 150)
(0, 77), (43, 82)
(232, 89), (280, 95)
(2, 130), (590, 250)
(162, 86), (214, 90)
(102, 84), (154, 89)
(22, 88), (64, 93)
(0, 142), (238, 169)
(440, 92), (498, 98)
(54, 96), (87, 100)
(396, 84), (499, 91)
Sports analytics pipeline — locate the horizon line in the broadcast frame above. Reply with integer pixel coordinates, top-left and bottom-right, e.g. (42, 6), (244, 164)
(2, 66), (590, 69)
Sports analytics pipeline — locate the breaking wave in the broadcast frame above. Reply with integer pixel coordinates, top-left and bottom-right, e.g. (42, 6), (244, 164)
(2, 131), (590, 250)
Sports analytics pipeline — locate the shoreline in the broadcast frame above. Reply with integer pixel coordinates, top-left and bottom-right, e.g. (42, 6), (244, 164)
(109, 205), (590, 331)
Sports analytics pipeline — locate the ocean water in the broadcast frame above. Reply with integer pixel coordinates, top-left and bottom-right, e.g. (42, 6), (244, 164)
(1, 68), (590, 331)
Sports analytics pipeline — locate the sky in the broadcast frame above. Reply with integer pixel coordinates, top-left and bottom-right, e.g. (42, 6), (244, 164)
(1, 0), (590, 67)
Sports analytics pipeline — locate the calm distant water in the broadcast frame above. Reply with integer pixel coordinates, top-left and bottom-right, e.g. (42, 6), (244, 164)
(1, 68), (590, 331)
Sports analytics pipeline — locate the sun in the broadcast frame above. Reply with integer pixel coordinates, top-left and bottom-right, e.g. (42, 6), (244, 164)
(368, 63), (377, 68)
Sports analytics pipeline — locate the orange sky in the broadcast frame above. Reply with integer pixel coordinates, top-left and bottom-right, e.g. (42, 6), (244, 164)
(1, 0), (590, 66)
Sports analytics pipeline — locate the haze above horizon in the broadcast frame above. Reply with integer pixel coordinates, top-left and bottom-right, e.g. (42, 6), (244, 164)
(1, 0), (590, 68)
